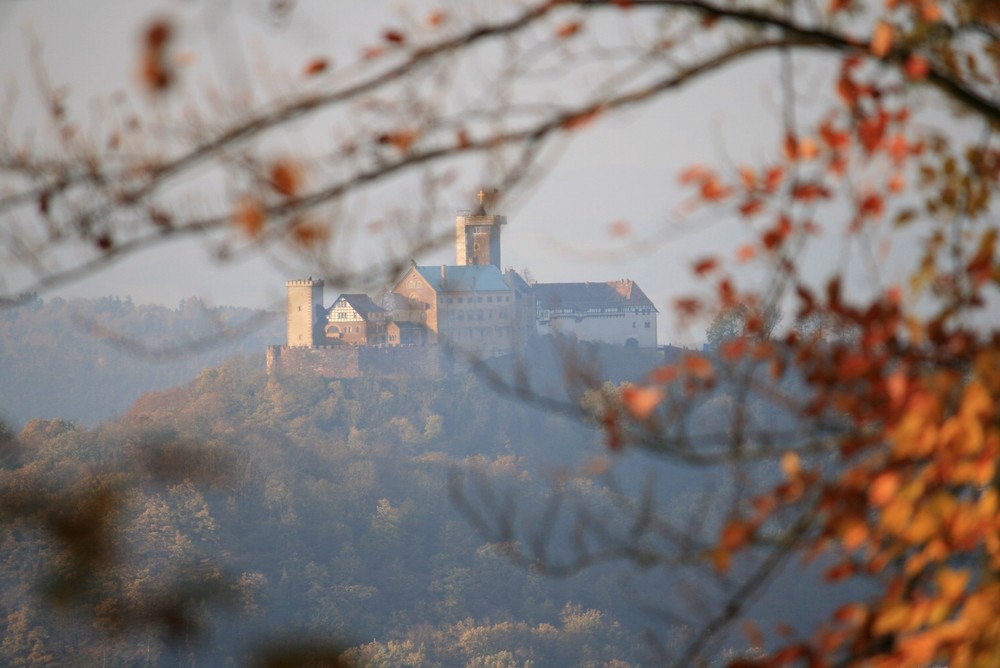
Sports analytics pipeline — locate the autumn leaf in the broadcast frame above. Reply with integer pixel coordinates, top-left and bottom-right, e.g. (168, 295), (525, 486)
(693, 257), (718, 276)
(561, 108), (601, 131)
(383, 29), (406, 45)
(289, 219), (329, 247)
(621, 384), (664, 419)
(905, 54), (930, 78)
(735, 243), (757, 262)
(379, 129), (419, 153)
(608, 220), (631, 238)
(682, 354), (714, 380)
(869, 471), (900, 507)
(424, 10), (446, 27)
(791, 182), (831, 201)
(269, 159), (303, 197)
(871, 21), (894, 58)
(556, 21), (582, 38)
(232, 196), (266, 237)
(303, 58), (329, 77)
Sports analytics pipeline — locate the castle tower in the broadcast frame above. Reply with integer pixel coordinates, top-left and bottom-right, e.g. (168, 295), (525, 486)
(286, 278), (325, 347)
(455, 188), (506, 267)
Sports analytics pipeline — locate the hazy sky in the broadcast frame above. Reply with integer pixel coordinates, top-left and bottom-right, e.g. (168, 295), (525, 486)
(1, 1), (827, 344)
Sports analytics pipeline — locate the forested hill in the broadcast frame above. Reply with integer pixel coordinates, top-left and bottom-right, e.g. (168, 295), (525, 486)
(0, 295), (282, 428)
(2, 356), (673, 666)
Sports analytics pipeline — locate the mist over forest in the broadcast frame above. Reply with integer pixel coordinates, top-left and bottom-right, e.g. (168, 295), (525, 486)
(0, 296), (860, 666)
(0, 295), (282, 429)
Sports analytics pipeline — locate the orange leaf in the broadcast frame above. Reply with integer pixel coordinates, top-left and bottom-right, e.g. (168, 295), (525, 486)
(735, 244), (757, 263)
(905, 54), (929, 78)
(556, 21), (582, 38)
(679, 165), (709, 184)
(763, 167), (784, 193)
(700, 178), (732, 201)
(739, 199), (764, 218)
(798, 137), (820, 160)
(682, 354), (714, 380)
(425, 10), (447, 27)
(721, 519), (754, 551)
(781, 451), (801, 478)
(649, 365), (679, 384)
(720, 338), (748, 360)
(870, 21), (894, 58)
(869, 471), (900, 507)
(608, 220), (631, 238)
(621, 385), (664, 419)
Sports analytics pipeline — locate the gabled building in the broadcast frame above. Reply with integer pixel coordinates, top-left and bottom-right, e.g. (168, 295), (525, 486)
(390, 263), (521, 358)
(535, 279), (658, 348)
(324, 294), (388, 346)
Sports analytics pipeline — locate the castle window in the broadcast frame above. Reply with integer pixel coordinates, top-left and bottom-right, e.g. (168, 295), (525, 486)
(487, 296), (493, 303)
(645, 322), (651, 328)
(478, 297), (483, 303)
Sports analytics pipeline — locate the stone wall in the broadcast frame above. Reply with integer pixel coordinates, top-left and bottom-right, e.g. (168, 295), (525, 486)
(266, 344), (449, 378)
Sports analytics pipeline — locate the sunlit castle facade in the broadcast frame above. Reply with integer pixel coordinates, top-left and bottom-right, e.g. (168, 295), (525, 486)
(270, 189), (658, 375)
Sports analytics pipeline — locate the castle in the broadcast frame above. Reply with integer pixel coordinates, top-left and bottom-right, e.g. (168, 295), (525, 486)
(266, 192), (658, 377)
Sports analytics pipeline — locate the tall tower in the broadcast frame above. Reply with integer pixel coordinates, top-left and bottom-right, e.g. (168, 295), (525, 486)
(456, 188), (506, 267)
(286, 278), (324, 347)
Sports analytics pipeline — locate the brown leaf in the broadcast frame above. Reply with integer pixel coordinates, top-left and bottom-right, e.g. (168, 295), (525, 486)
(233, 196), (266, 237)
(383, 29), (406, 45)
(269, 159), (302, 197)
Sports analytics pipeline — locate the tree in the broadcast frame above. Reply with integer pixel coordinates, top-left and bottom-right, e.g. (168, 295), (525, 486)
(3, 1), (1000, 666)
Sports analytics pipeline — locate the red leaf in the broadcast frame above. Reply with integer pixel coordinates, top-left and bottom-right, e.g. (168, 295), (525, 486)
(693, 257), (718, 276)
(905, 54), (929, 78)
(763, 167), (784, 193)
(791, 182), (831, 201)
(303, 58), (329, 77)
(383, 29), (407, 44)
(858, 113), (887, 153)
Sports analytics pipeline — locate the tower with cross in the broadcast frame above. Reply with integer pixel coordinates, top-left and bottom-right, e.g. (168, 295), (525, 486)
(455, 188), (507, 267)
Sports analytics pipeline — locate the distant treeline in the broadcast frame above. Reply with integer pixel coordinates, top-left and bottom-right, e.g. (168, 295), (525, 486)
(0, 295), (282, 428)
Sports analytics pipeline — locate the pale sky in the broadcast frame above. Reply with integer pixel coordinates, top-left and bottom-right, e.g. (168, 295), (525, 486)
(0, 1), (858, 345)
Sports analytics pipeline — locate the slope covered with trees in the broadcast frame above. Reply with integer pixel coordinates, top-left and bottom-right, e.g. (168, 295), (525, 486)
(1, 355), (692, 666)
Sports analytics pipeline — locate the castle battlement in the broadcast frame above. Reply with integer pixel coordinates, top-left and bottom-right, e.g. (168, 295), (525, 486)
(286, 279), (324, 287)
